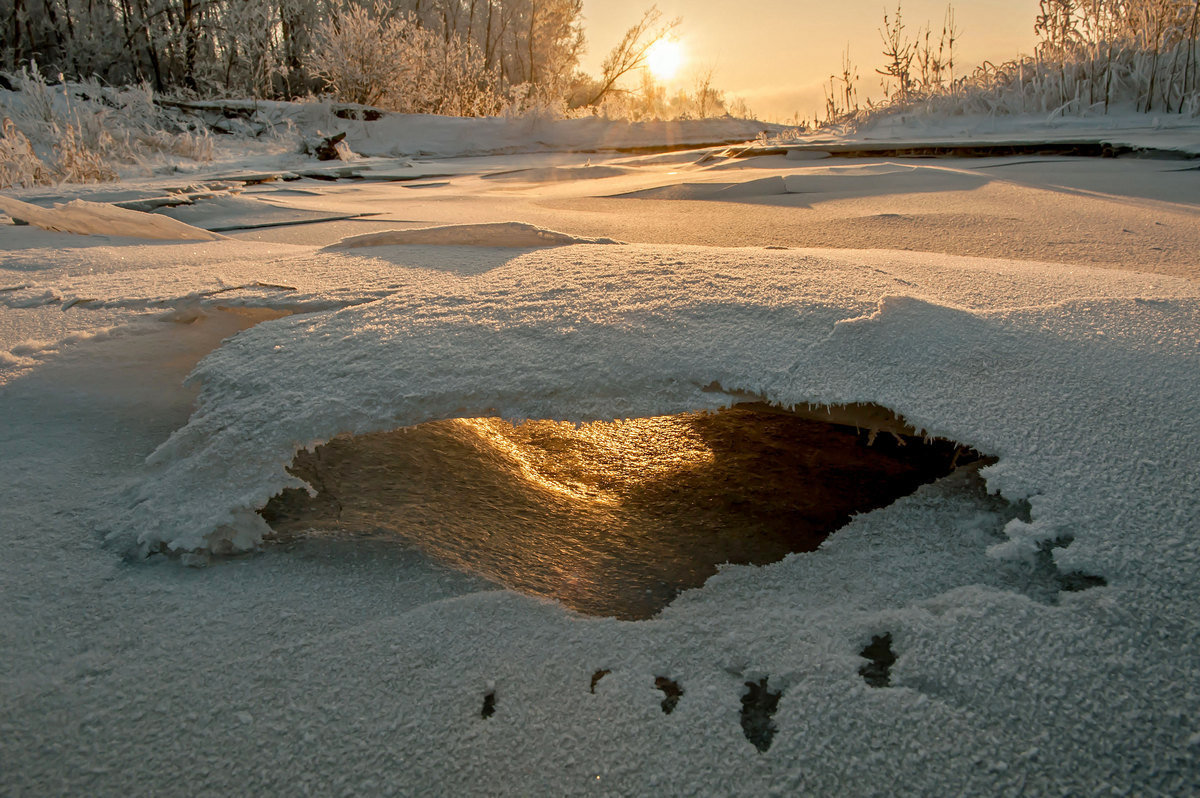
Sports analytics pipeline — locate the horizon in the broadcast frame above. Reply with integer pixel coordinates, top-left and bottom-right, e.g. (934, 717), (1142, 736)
(580, 0), (1042, 121)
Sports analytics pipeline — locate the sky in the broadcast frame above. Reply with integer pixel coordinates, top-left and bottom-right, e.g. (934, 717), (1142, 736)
(579, 0), (1042, 121)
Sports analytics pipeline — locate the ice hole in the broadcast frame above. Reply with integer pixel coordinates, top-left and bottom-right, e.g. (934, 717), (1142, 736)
(261, 403), (987, 619)
(859, 633), (897, 688)
(655, 677), (684, 714)
(740, 677), (782, 753)
(590, 670), (610, 694)
(480, 691), (496, 719)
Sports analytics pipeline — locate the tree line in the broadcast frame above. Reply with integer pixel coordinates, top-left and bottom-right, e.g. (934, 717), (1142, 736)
(1, 0), (668, 113)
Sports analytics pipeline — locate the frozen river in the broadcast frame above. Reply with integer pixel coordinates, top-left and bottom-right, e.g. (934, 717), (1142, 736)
(3, 143), (1199, 795)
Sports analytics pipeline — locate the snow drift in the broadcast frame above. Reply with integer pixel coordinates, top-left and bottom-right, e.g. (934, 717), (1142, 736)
(0, 195), (225, 241)
(330, 221), (620, 249)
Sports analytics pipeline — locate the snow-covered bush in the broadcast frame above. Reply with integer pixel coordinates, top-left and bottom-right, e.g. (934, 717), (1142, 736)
(304, 4), (505, 115)
(0, 65), (214, 189)
(418, 34), (507, 116)
(819, 0), (1200, 131)
(304, 4), (418, 108)
(0, 117), (53, 188)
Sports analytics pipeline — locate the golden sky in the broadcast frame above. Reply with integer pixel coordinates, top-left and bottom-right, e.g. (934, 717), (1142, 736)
(580, 0), (1041, 121)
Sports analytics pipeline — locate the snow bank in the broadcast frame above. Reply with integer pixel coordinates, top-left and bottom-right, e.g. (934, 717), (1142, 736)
(268, 103), (777, 159)
(615, 164), (987, 201)
(330, 221), (620, 249)
(0, 195), (225, 241)
(778, 112), (1200, 157)
(159, 99), (776, 162)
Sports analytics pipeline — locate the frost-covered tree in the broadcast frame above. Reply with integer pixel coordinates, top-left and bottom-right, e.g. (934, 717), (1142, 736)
(305, 2), (506, 114)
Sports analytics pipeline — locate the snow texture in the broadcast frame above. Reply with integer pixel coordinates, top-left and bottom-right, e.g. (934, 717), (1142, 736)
(106, 245), (1200, 574)
(76, 239), (1200, 796)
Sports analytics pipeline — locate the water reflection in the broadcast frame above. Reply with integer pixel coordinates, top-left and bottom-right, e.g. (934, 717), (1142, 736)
(262, 405), (980, 619)
(454, 416), (716, 503)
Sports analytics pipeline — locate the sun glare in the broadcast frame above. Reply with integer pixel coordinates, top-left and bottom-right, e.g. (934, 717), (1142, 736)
(646, 38), (684, 81)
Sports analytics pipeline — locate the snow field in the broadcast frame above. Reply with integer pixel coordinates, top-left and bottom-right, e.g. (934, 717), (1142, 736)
(66, 238), (1197, 793)
(2, 145), (1199, 794)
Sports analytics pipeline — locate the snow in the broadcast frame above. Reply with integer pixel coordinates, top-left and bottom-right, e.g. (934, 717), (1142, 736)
(101, 246), (1199, 566)
(3, 120), (1200, 795)
(0, 195), (225, 240)
(154, 194), (371, 232)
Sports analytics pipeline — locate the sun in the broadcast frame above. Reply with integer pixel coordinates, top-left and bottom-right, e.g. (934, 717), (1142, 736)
(645, 38), (684, 81)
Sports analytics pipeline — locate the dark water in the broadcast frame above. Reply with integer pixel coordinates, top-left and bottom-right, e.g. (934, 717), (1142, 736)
(262, 404), (981, 619)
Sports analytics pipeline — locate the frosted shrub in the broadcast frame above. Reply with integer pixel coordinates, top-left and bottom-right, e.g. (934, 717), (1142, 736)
(113, 82), (158, 129)
(135, 128), (215, 162)
(818, 0), (1200, 132)
(0, 118), (54, 189)
(0, 67), (215, 187)
(15, 64), (58, 126)
(411, 34), (506, 116)
(306, 3), (505, 115)
(52, 121), (118, 184)
(504, 82), (568, 119)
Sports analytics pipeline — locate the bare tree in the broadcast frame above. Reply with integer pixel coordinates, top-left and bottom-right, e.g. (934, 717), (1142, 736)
(583, 5), (679, 107)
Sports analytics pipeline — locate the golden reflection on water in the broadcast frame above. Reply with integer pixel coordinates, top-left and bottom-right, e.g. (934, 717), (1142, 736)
(263, 406), (975, 619)
(452, 417), (716, 503)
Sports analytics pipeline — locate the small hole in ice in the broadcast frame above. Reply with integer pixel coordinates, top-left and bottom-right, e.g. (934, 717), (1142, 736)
(859, 633), (897, 688)
(655, 676), (683, 714)
(480, 691), (496, 719)
(740, 677), (782, 753)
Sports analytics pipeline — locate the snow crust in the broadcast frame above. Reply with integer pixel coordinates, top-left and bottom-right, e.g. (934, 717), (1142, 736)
(105, 245), (1200, 575)
(76, 238), (1198, 795)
